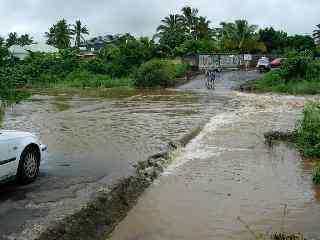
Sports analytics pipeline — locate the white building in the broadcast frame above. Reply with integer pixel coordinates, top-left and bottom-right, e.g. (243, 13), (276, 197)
(8, 43), (58, 60)
(8, 45), (29, 60)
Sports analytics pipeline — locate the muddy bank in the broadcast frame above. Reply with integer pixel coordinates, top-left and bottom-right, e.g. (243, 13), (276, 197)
(36, 128), (202, 240)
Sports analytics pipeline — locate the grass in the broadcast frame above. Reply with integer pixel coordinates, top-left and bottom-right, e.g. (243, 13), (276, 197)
(292, 101), (320, 159)
(174, 63), (191, 78)
(264, 102), (320, 185)
(254, 70), (320, 95)
(28, 71), (134, 89)
(0, 103), (5, 128)
(312, 164), (320, 184)
(292, 101), (320, 184)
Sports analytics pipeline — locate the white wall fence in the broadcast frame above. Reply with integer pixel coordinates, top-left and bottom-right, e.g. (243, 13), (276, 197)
(198, 54), (258, 70)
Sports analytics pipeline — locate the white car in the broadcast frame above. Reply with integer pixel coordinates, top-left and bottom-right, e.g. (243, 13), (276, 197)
(256, 57), (271, 73)
(0, 130), (47, 184)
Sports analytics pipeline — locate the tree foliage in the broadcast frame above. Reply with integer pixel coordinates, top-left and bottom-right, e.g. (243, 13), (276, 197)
(286, 35), (316, 52)
(0, 37), (9, 64)
(45, 19), (74, 49)
(259, 27), (288, 53)
(181, 6), (199, 39)
(219, 20), (259, 53)
(73, 20), (89, 48)
(156, 14), (186, 51)
(134, 59), (175, 88)
(5, 32), (34, 47)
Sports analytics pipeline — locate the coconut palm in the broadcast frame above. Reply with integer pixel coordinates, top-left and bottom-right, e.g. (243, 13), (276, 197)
(313, 24), (320, 44)
(156, 14), (185, 34)
(220, 20), (258, 52)
(181, 6), (199, 39)
(156, 14), (186, 50)
(45, 19), (74, 49)
(73, 20), (89, 48)
(195, 16), (212, 40)
(18, 34), (34, 46)
(6, 32), (19, 47)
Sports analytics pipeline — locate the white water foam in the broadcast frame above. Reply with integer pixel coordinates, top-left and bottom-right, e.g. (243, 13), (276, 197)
(163, 110), (246, 175)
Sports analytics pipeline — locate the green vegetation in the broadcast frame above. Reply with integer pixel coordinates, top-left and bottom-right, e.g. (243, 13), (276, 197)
(264, 102), (320, 184)
(313, 164), (320, 184)
(0, 6), (319, 104)
(134, 60), (191, 88)
(134, 60), (175, 88)
(254, 52), (320, 94)
(56, 71), (133, 89)
(5, 32), (34, 47)
(293, 102), (320, 158)
(291, 101), (320, 184)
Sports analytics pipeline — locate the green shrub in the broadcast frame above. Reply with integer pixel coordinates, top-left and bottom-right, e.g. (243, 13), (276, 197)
(254, 52), (320, 94)
(293, 102), (320, 158)
(306, 61), (320, 81)
(134, 59), (175, 88)
(81, 59), (107, 74)
(61, 70), (133, 88)
(174, 63), (191, 78)
(313, 164), (320, 184)
(279, 51), (313, 82)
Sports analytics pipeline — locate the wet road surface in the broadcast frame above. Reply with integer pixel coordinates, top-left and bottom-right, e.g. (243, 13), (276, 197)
(110, 78), (320, 239)
(0, 72), (259, 239)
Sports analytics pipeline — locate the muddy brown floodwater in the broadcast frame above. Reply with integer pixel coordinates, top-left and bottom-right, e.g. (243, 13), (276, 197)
(110, 83), (320, 239)
(0, 72), (255, 240)
(2, 71), (320, 240)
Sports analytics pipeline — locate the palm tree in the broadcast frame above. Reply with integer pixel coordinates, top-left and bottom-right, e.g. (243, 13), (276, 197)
(156, 14), (186, 51)
(313, 24), (320, 44)
(181, 6), (199, 39)
(157, 14), (184, 34)
(73, 20), (89, 48)
(18, 34), (34, 46)
(195, 16), (212, 40)
(45, 19), (74, 49)
(220, 20), (258, 52)
(6, 32), (19, 47)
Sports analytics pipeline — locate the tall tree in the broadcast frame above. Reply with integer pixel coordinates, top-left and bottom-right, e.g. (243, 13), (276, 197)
(181, 6), (199, 39)
(0, 37), (9, 64)
(18, 34), (34, 46)
(45, 19), (74, 49)
(313, 24), (320, 45)
(287, 35), (316, 52)
(6, 32), (19, 47)
(73, 20), (89, 48)
(195, 16), (212, 40)
(259, 27), (288, 53)
(156, 14), (186, 50)
(219, 20), (258, 53)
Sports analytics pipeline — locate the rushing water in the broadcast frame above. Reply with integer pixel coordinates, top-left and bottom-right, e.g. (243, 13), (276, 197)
(2, 89), (233, 178)
(0, 76), (240, 239)
(110, 88), (320, 239)
(2, 72), (320, 240)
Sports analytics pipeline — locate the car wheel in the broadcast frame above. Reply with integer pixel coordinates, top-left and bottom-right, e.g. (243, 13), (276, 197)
(17, 147), (40, 184)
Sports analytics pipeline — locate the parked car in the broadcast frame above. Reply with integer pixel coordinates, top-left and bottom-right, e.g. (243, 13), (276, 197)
(256, 57), (271, 73)
(0, 130), (47, 184)
(270, 58), (286, 68)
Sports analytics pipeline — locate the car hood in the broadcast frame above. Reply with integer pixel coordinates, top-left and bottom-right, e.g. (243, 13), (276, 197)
(0, 130), (36, 140)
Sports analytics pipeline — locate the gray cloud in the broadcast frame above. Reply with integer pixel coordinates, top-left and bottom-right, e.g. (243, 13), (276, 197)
(0, 0), (319, 41)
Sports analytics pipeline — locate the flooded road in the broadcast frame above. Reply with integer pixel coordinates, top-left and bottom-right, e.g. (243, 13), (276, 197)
(0, 72), (256, 239)
(2, 71), (319, 240)
(110, 86), (320, 239)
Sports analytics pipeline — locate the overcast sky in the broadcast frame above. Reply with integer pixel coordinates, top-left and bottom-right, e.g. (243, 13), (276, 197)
(0, 0), (319, 41)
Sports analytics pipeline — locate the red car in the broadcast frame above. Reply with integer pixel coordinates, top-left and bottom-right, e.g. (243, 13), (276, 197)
(270, 58), (286, 68)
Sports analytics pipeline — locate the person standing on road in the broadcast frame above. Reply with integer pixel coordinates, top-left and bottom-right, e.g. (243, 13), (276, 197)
(205, 68), (217, 89)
